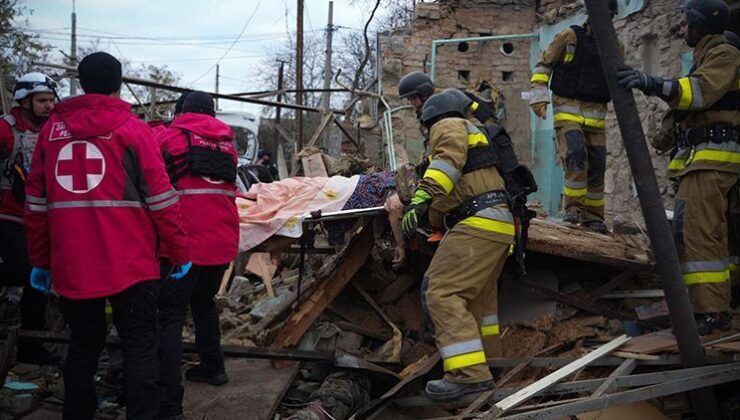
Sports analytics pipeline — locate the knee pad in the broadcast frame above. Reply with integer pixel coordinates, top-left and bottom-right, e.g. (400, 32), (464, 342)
(564, 130), (587, 171)
(587, 145), (607, 185)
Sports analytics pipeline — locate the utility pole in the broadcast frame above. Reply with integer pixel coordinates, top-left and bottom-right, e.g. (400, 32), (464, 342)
(215, 64), (220, 111)
(70, 0), (77, 95)
(276, 60), (287, 178)
(322, 1), (334, 109)
(295, 0), (304, 153)
(583, 0), (719, 418)
(275, 61), (285, 141)
(322, 1), (339, 155)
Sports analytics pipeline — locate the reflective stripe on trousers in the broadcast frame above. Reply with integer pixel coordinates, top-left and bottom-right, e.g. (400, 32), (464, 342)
(553, 105), (606, 130)
(439, 338), (487, 371)
(563, 179), (587, 198)
(480, 314), (500, 337)
(459, 207), (515, 236)
(584, 191), (605, 208)
(682, 260), (731, 285)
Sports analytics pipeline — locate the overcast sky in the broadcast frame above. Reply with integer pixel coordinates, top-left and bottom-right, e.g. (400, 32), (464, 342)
(22, 0), (374, 115)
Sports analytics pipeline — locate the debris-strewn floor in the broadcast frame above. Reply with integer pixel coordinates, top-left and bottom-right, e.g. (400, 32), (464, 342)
(3, 214), (740, 419)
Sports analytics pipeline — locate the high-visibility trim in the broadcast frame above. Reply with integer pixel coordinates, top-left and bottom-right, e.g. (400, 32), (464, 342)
(584, 111), (607, 120)
(26, 204), (47, 212)
(439, 339), (484, 359)
(692, 149), (740, 165)
(443, 351), (488, 371)
(148, 195), (180, 211)
(583, 118), (606, 129)
(459, 216), (515, 236)
(46, 200), (144, 210)
(533, 66), (552, 76)
(668, 158), (687, 171)
(428, 159), (461, 184)
(470, 101), (479, 111)
(677, 77), (693, 110)
(481, 324), (500, 336)
(688, 77), (703, 109)
(730, 256), (740, 272)
(584, 197), (605, 207)
(481, 314), (500, 337)
(563, 186), (588, 198)
(476, 207), (515, 224)
(531, 73), (550, 84)
(178, 188), (237, 197)
(0, 214), (25, 223)
(554, 112), (585, 125)
(466, 125), (489, 148)
(565, 179), (588, 190)
(145, 189), (178, 203)
(25, 195), (47, 204)
(424, 168), (455, 194)
(682, 260), (729, 273)
(563, 45), (576, 64)
(684, 269), (730, 285)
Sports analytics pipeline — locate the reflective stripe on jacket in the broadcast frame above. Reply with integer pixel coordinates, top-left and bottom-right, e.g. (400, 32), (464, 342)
(418, 117), (514, 244)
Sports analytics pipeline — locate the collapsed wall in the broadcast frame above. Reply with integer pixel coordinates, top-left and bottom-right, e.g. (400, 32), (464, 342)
(379, 0), (537, 167)
(379, 0), (689, 226)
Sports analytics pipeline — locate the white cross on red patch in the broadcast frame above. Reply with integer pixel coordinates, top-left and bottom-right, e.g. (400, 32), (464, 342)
(54, 141), (106, 193)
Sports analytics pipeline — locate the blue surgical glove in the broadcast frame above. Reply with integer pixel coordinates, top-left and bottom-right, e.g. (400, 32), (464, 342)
(170, 261), (192, 280)
(30, 268), (52, 294)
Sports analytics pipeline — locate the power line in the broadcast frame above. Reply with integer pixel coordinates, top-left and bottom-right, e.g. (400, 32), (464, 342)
(188, 0), (265, 85)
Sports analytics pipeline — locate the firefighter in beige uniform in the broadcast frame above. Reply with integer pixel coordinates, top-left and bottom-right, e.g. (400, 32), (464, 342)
(618, 0), (740, 334)
(402, 90), (514, 401)
(529, 0), (619, 234)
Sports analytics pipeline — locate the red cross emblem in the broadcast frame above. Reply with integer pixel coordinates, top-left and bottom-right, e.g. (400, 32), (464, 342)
(55, 141), (106, 193)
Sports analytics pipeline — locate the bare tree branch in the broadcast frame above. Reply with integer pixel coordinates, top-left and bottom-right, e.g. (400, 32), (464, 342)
(351, 0), (380, 91)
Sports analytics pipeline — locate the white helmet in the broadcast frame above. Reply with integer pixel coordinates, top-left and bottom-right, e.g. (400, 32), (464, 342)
(14, 72), (57, 101)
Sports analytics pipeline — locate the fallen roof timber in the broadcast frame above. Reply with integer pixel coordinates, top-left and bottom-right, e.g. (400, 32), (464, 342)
(527, 219), (653, 270)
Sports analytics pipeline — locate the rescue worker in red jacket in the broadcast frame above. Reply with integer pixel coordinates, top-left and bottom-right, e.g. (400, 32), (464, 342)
(24, 52), (191, 420)
(155, 91), (238, 418)
(0, 72), (58, 364)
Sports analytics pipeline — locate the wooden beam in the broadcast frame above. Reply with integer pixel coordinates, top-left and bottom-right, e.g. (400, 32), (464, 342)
(333, 117), (362, 149)
(271, 220), (374, 349)
(590, 358), (637, 397)
(500, 364), (740, 420)
(584, 270), (635, 301)
(480, 335), (631, 418)
(519, 278), (634, 322)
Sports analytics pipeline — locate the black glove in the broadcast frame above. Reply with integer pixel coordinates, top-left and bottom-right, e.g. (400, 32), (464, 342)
(616, 65), (669, 98)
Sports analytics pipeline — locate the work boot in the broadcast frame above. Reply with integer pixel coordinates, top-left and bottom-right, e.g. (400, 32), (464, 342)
(582, 220), (608, 234)
(425, 378), (494, 402)
(695, 312), (732, 336)
(562, 211), (581, 225)
(185, 365), (229, 386)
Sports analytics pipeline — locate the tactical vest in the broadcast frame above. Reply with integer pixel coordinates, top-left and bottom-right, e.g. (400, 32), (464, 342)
(550, 25), (611, 104)
(0, 114), (38, 194)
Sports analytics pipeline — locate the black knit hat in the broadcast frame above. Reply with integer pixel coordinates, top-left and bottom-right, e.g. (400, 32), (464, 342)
(174, 91), (191, 114)
(182, 91), (215, 116)
(78, 52), (122, 95)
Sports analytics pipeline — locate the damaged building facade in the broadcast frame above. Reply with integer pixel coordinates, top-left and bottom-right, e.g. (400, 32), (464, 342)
(379, 0), (740, 227)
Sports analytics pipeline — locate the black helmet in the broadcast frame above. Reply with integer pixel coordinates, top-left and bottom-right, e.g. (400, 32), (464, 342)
(398, 71), (435, 100)
(683, 0), (729, 35)
(443, 88), (474, 110)
(420, 91), (466, 128)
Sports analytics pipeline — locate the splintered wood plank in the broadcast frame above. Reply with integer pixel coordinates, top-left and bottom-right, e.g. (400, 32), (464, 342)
(271, 221), (374, 349)
(527, 218), (652, 270)
(183, 358), (298, 420)
(301, 153), (328, 177)
(481, 335), (631, 419)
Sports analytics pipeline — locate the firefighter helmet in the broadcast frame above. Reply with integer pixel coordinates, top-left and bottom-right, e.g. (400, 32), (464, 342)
(13, 72), (57, 101)
(683, 0), (729, 35)
(420, 90), (467, 128)
(398, 71), (435, 100)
